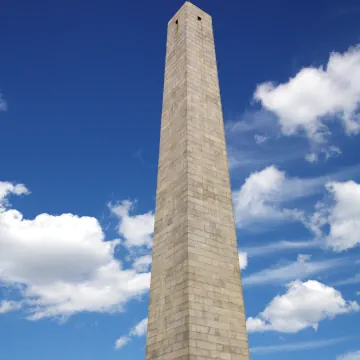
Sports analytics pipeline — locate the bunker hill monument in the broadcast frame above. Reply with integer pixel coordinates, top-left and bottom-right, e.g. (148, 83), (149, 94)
(145, 2), (250, 359)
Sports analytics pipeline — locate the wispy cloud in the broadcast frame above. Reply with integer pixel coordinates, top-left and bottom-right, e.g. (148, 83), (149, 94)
(334, 274), (360, 286)
(328, 6), (360, 21)
(226, 109), (305, 172)
(0, 92), (7, 111)
(251, 337), (350, 355)
(226, 109), (278, 136)
(133, 148), (145, 166)
(242, 239), (322, 257)
(115, 336), (131, 349)
(254, 134), (269, 145)
(115, 317), (148, 350)
(243, 254), (345, 286)
(337, 349), (360, 360)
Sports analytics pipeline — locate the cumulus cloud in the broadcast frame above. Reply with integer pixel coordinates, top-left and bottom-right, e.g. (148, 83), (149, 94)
(243, 254), (344, 286)
(0, 182), (151, 320)
(233, 166), (306, 228)
(254, 44), (360, 160)
(310, 180), (360, 251)
(238, 251), (248, 270)
(246, 280), (359, 333)
(0, 181), (29, 211)
(337, 350), (360, 360)
(234, 164), (360, 232)
(325, 181), (360, 251)
(115, 317), (148, 350)
(109, 200), (154, 248)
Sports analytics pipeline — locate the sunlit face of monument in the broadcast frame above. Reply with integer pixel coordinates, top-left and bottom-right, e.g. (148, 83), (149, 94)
(145, 2), (250, 359)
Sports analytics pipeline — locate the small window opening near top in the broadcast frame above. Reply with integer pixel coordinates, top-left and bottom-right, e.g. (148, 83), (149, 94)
(175, 19), (178, 24)
(197, 16), (202, 21)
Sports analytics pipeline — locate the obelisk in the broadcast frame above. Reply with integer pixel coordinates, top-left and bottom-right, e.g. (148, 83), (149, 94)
(145, 2), (250, 359)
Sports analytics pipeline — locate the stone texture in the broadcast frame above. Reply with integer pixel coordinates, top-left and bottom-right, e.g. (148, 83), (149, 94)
(145, 2), (250, 359)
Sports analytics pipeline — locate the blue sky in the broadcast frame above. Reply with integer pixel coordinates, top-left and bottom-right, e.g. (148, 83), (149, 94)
(1, 0), (360, 359)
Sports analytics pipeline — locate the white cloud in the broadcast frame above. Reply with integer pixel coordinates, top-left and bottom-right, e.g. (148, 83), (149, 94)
(233, 166), (305, 228)
(251, 337), (348, 354)
(109, 200), (154, 248)
(0, 181), (29, 211)
(115, 317), (148, 350)
(254, 134), (269, 145)
(305, 145), (342, 163)
(234, 165), (360, 232)
(254, 44), (360, 159)
(337, 350), (360, 360)
(305, 152), (319, 163)
(243, 254), (343, 286)
(238, 252), (248, 270)
(247, 280), (359, 333)
(0, 300), (22, 313)
(0, 182), (151, 320)
(132, 255), (152, 273)
(130, 317), (148, 337)
(0, 92), (7, 111)
(311, 180), (360, 251)
(115, 336), (131, 349)
(326, 181), (360, 251)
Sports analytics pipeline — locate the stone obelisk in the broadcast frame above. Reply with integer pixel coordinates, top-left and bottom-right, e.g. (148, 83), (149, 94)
(145, 2), (250, 359)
